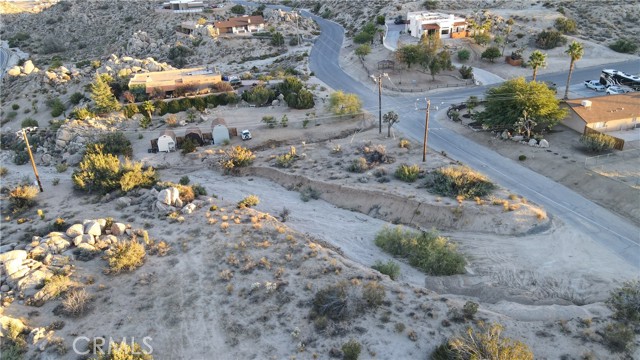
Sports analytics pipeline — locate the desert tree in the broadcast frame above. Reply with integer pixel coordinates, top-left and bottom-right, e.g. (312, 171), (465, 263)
(383, 111), (399, 137)
(514, 109), (537, 139)
(528, 50), (547, 81)
(481, 46), (501, 62)
(328, 91), (362, 116)
(478, 77), (566, 131)
(355, 44), (371, 60)
(271, 32), (285, 47)
(141, 100), (154, 119)
(395, 44), (421, 69)
(564, 41), (584, 99)
(90, 73), (120, 113)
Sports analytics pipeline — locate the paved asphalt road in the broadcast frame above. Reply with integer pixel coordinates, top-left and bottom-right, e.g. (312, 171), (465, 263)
(0, 47), (12, 77)
(240, 2), (640, 268)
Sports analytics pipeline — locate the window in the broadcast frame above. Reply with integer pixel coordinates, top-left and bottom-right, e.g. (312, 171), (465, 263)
(441, 28), (450, 35)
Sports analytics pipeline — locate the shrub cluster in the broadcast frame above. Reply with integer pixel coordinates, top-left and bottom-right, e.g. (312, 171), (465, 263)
(275, 146), (298, 168)
(221, 146), (255, 173)
(105, 240), (146, 274)
(9, 185), (39, 212)
(20, 118), (38, 128)
(374, 226), (465, 276)
(237, 195), (259, 208)
(371, 260), (400, 280)
(347, 157), (369, 173)
(609, 39), (638, 54)
(394, 164), (421, 182)
(342, 339), (362, 360)
(606, 280), (640, 323)
(580, 133), (616, 153)
(425, 166), (495, 199)
(311, 281), (385, 322)
(155, 93), (237, 116)
(535, 30), (567, 49)
(432, 323), (533, 360)
(554, 17), (577, 34)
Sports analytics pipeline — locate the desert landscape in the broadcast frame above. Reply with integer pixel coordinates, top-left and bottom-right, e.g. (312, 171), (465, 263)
(0, 1), (639, 360)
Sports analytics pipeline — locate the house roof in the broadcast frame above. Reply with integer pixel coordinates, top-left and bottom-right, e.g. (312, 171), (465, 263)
(211, 118), (227, 128)
(215, 15), (265, 29)
(159, 130), (177, 139)
(565, 93), (640, 124)
(453, 21), (467, 26)
(422, 24), (440, 30)
(185, 127), (203, 136)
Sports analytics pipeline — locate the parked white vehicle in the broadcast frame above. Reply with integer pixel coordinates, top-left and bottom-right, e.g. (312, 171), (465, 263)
(584, 80), (605, 91)
(606, 85), (631, 95)
(241, 130), (252, 140)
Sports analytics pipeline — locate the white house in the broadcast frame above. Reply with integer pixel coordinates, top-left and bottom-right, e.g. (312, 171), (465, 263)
(211, 118), (230, 145)
(405, 12), (468, 39)
(158, 130), (177, 153)
(161, 0), (204, 13)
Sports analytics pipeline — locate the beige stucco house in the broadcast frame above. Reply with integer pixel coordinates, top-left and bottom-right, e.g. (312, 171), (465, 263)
(405, 12), (468, 39)
(128, 67), (222, 95)
(563, 93), (640, 134)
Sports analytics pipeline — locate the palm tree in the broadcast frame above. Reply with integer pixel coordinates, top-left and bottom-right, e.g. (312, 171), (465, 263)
(528, 50), (547, 81)
(141, 100), (155, 120)
(564, 41), (584, 100)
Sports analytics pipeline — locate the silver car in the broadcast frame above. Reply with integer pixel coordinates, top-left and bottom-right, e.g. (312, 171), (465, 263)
(584, 80), (605, 91)
(606, 86), (631, 95)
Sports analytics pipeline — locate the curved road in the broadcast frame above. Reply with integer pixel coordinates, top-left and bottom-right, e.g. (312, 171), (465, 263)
(240, 2), (640, 268)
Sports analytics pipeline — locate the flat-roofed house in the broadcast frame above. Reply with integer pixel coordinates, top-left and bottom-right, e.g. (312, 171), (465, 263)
(128, 67), (222, 96)
(405, 12), (468, 39)
(564, 94), (640, 133)
(162, 0), (204, 13)
(214, 15), (266, 34)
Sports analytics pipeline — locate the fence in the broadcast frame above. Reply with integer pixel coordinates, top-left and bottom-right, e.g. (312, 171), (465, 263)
(584, 148), (639, 167)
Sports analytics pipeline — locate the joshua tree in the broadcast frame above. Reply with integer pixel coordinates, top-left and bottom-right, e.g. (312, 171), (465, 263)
(383, 111), (399, 137)
(528, 50), (547, 81)
(564, 41), (584, 100)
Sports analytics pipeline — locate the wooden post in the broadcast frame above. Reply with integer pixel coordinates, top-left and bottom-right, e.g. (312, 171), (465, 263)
(378, 75), (382, 134)
(422, 99), (431, 163)
(22, 129), (43, 192)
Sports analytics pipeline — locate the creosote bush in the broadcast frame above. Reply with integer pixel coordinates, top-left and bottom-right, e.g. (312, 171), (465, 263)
(312, 281), (381, 321)
(104, 240), (146, 274)
(395, 164), (421, 182)
(425, 166), (495, 199)
(375, 226), (465, 276)
(238, 195), (259, 208)
(93, 341), (153, 360)
(602, 322), (635, 353)
(347, 157), (368, 173)
(606, 279), (640, 323)
(9, 185), (39, 212)
(342, 339), (362, 360)
(432, 323), (533, 360)
(371, 260), (400, 280)
(62, 288), (91, 317)
(222, 146), (255, 173)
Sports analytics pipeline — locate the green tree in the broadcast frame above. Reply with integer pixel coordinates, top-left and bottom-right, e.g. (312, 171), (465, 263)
(72, 144), (121, 193)
(355, 44), (371, 60)
(376, 15), (386, 25)
(382, 111), (399, 137)
(287, 89), (315, 110)
(478, 77), (567, 131)
(141, 100), (155, 119)
(245, 85), (274, 106)
(328, 91), (362, 116)
(271, 32), (285, 47)
(564, 41), (584, 99)
(457, 49), (470, 62)
(90, 74), (120, 113)
(395, 44), (421, 69)
(473, 33), (491, 45)
(481, 46), (501, 62)
(230, 4), (245, 14)
(527, 50), (547, 81)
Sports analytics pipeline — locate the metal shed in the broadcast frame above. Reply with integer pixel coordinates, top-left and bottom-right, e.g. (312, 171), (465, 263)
(184, 127), (204, 146)
(157, 130), (177, 152)
(211, 118), (230, 145)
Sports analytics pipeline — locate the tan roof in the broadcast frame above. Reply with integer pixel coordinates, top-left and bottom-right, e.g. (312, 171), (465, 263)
(566, 93), (640, 124)
(211, 117), (227, 128)
(159, 130), (176, 139)
(422, 24), (440, 30)
(185, 127), (202, 136)
(215, 15), (264, 29)
(453, 21), (467, 26)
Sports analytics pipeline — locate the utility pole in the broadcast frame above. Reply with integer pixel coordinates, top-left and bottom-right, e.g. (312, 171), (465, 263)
(415, 99), (431, 162)
(20, 128), (44, 192)
(371, 73), (388, 134)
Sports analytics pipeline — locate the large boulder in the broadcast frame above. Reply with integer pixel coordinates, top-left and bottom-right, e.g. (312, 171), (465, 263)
(73, 234), (94, 247)
(4, 258), (28, 278)
(84, 220), (102, 237)
(154, 201), (174, 214)
(169, 187), (180, 205)
(110, 222), (127, 236)
(539, 139), (549, 148)
(23, 60), (35, 74)
(66, 224), (85, 238)
(0, 249), (28, 263)
(182, 203), (196, 214)
(116, 197), (131, 208)
(157, 189), (172, 205)
(528, 139), (538, 147)
(7, 66), (21, 76)
(57, 128), (74, 142)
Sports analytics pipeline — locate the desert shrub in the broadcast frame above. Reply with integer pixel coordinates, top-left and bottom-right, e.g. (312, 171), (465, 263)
(342, 339), (362, 360)
(603, 322), (635, 353)
(13, 151), (29, 165)
(609, 38), (638, 54)
(518, 155), (527, 161)
(179, 176), (190, 185)
(300, 187), (320, 202)
(463, 301), (479, 319)
(362, 281), (385, 307)
(20, 117), (38, 128)
(181, 138), (197, 155)
(52, 217), (67, 231)
(535, 30), (567, 49)
(62, 288), (91, 317)
(262, 115), (277, 128)
(554, 17), (577, 34)
(69, 92), (85, 105)
(9, 185), (39, 211)
(221, 146), (255, 173)
(238, 195), (259, 208)
(347, 157), (368, 173)
(580, 133), (616, 153)
(374, 226), (465, 276)
(123, 103), (139, 119)
(433, 323), (534, 360)
(457, 49), (470, 61)
(11, 104), (19, 110)
(312, 282), (356, 320)
(425, 166), (495, 199)
(395, 164), (421, 182)
(480, 46), (501, 62)
(42, 275), (72, 299)
(93, 132), (133, 158)
(399, 139), (410, 149)
(47, 97), (66, 117)
(0, 167), (7, 177)
(371, 260), (400, 280)
(93, 341), (153, 360)
(473, 33), (491, 45)
(70, 106), (95, 120)
(459, 65), (474, 79)
(73, 145), (121, 193)
(606, 280), (640, 323)
(275, 146), (298, 168)
(0, 343), (24, 360)
(191, 183), (207, 196)
(105, 240), (146, 273)
(119, 160), (157, 192)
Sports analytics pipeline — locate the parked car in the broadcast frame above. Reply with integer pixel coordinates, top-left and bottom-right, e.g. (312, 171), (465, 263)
(241, 130), (252, 141)
(606, 86), (631, 95)
(584, 80), (605, 91)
